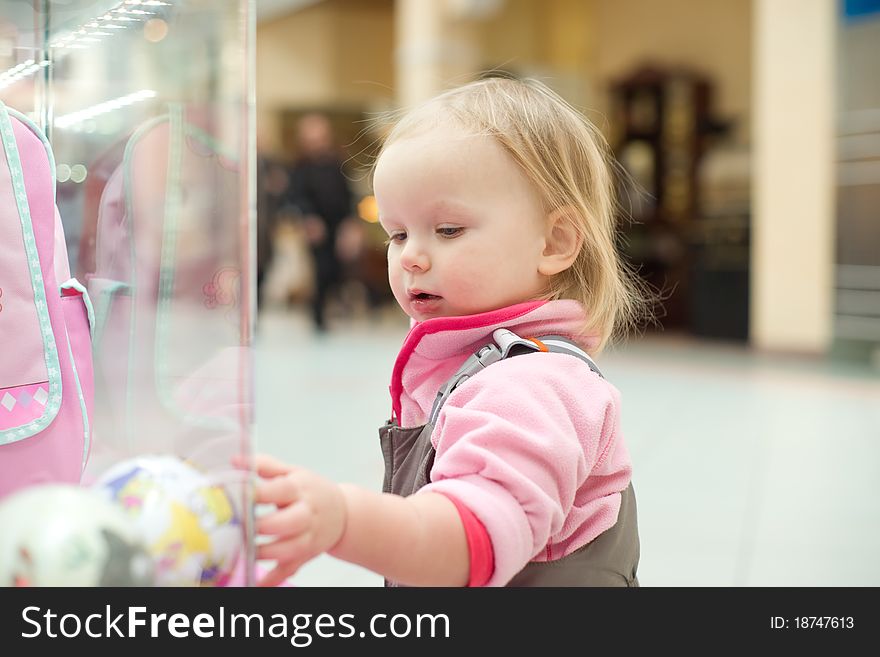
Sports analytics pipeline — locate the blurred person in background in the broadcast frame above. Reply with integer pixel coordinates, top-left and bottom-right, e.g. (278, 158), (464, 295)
(287, 112), (355, 331)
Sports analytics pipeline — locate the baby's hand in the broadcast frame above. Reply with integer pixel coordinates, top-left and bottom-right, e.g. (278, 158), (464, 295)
(249, 454), (347, 587)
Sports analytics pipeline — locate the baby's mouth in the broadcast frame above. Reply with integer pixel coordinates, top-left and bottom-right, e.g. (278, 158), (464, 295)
(412, 292), (440, 300)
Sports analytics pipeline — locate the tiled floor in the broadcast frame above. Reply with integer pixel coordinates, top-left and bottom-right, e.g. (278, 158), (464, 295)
(254, 305), (880, 587)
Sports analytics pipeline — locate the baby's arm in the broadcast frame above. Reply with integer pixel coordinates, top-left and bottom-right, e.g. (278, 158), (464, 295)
(251, 454), (469, 587)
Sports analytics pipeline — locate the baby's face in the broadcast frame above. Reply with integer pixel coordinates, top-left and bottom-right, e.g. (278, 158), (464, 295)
(374, 125), (550, 322)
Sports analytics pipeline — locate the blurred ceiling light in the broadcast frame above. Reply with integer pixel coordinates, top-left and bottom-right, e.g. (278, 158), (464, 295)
(358, 195), (379, 223)
(52, 0), (171, 48)
(56, 164), (89, 184)
(0, 59), (50, 91)
(144, 18), (169, 42)
(54, 89), (157, 129)
(70, 165), (88, 184)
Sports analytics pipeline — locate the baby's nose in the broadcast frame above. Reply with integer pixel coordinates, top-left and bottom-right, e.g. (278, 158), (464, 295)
(400, 241), (430, 271)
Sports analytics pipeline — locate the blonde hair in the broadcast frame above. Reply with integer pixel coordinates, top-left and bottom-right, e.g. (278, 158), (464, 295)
(375, 76), (650, 351)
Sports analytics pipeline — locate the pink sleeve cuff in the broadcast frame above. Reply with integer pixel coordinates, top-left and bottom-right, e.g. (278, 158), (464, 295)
(441, 493), (494, 587)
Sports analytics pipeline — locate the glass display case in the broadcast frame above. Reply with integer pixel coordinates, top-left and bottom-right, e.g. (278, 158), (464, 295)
(0, 0), (255, 586)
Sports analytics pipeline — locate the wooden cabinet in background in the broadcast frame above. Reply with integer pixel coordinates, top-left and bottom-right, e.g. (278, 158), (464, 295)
(610, 66), (732, 332)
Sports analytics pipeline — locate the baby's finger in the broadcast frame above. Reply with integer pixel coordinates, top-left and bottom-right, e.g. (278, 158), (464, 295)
(255, 502), (310, 537)
(250, 453), (298, 479)
(254, 472), (302, 505)
(230, 453), (250, 470)
(257, 533), (312, 562)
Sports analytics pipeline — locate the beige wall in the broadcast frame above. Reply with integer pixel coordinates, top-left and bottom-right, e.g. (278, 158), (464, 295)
(258, 0), (751, 145)
(478, 0), (541, 67)
(476, 0), (750, 139)
(477, 0), (597, 109)
(333, 0), (396, 106)
(593, 0), (752, 144)
(256, 0), (394, 154)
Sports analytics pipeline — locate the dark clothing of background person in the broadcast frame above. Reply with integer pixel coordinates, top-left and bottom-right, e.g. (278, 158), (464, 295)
(287, 153), (353, 330)
(256, 154), (291, 306)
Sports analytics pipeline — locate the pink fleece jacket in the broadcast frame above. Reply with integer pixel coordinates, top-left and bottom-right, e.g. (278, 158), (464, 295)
(390, 300), (632, 587)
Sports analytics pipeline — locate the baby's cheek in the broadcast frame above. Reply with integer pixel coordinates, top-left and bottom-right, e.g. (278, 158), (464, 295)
(447, 270), (497, 309)
(385, 258), (401, 285)
(387, 272), (409, 306)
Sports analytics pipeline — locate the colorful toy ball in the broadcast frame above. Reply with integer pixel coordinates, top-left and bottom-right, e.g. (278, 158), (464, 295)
(92, 454), (242, 587)
(0, 484), (155, 587)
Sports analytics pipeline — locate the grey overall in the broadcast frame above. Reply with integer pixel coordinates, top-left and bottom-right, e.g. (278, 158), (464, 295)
(379, 329), (640, 587)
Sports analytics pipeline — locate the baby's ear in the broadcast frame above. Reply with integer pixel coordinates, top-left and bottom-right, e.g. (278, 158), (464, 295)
(538, 206), (583, 276)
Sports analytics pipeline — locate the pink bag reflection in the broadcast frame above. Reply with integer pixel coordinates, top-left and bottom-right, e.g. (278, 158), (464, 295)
(84, 104), (247, 474)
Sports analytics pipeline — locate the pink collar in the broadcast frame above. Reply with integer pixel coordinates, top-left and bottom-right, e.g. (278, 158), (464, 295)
(389, 300), (595, 422)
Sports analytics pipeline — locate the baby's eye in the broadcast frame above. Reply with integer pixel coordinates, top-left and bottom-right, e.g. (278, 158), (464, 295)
(437, 226), (463, 238)
(384, 232), (406, 246)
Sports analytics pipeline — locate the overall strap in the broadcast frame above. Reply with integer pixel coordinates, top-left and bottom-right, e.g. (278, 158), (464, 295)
(427, 328), (603, 426)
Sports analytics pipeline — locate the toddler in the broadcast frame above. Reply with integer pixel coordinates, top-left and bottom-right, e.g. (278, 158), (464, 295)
(250, 76), (647, 587)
